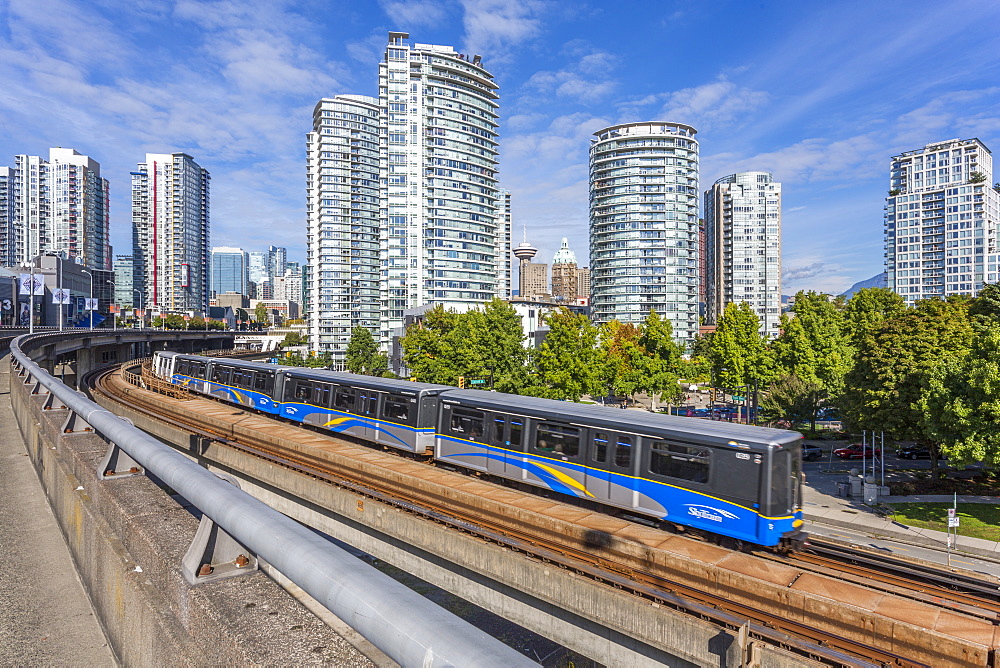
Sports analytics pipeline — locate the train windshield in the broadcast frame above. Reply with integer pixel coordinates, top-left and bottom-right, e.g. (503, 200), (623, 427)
(769, 449), (792, 516)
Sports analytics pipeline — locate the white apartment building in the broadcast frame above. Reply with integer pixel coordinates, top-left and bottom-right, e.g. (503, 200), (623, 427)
(379, 31), (503, 340)
(886, 138), (1000, 303)
(306, 94), (381, 357)
(589, 122), (700, 341)
(0, 167), (12, 267)
(3, 148), (111, 270)
(705, 172), (782, 338)
(131, 152), (210, 312)
(497, 189), (513, 300)
(307, 32), (507, 358)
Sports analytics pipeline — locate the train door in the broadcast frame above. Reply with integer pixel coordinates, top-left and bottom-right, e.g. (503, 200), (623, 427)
(485, 414), (526, 475)
(487, 414), (508, 474)
(586, 430), (614, 501)
(607, 434), (636, 508)
(357, 389), (379, 441)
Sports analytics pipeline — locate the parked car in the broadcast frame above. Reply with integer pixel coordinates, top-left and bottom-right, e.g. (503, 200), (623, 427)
(802, 443), (823, 461)
(896, 446), (947, 460)
(833, 444), (882, 459)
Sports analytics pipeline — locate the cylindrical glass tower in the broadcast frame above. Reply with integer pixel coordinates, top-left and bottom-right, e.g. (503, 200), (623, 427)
(589, 122), (700, 342)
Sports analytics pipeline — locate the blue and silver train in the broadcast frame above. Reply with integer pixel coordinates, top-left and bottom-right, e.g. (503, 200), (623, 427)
(153, 352), (807, 549)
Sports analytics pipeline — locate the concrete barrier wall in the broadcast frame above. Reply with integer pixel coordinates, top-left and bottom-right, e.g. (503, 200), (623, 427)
(9, 364), (374, 666)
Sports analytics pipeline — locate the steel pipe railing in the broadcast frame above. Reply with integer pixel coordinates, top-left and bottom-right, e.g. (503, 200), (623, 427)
(10, 332), (536, 668)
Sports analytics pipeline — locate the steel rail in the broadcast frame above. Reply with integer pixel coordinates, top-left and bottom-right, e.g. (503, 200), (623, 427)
(11, 332), (537, 668)
(97, 363), (937, 668)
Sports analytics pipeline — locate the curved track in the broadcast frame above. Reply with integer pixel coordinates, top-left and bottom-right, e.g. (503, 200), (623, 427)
(90, 362), (1000, 668)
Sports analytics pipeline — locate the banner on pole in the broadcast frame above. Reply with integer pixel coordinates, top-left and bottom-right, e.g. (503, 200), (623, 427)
(52, 288), (72, 305)
(85, 298), (98, 311)
(19, 274), (44, 295)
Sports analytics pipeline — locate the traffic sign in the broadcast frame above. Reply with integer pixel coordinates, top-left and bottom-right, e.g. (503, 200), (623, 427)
(469, 378), (487, 385)
(948, 517), (960, 528)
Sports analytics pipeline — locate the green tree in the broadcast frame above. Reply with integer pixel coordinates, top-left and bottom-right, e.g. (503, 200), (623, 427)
(920, 324), (1000, 468)
(345, 326), (388, 376)
(281, 331), (308, 347)
(841, 298), (974, 473)
(636, 309), (684, 410)
(461, 298), (529, 392)
(708, 302), (772, 391)
(254, 303), (268, 324)
(597, 319), (646, 403)
(969, 282), (1000, 327)
(527, 307), (600, 401)
(771, 291), (851, 396)
(400, 305), (463, 385)
(759, 374), (826, 430)
(843, 287), (906, 349)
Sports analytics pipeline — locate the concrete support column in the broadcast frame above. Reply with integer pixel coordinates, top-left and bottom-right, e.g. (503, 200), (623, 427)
(75, 347), (94, 384)
(118, 344), (133, 364)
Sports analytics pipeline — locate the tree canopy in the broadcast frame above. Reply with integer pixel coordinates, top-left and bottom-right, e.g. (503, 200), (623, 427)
(841, 297), (974, 442)
(345, 326), (387, 376)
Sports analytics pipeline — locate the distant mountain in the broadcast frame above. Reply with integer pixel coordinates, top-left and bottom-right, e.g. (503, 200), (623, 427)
(840, 272), (887, 299)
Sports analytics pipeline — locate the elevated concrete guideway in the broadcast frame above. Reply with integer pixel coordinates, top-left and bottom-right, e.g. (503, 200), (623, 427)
(0, 352), (116, 666)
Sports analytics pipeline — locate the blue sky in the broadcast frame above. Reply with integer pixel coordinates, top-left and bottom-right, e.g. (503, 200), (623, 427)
(2, 0), (1000, 295)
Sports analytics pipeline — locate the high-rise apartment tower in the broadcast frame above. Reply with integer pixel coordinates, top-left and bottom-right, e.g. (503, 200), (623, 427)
(307, 32), (507, 358)
(3, 148), (111, 270)
(705, 172), (782, 338)
(885, 138), (1000, 303)
(131, 153), (210, 312)
(589, 122), (700, 340)
(306, 95), (381, 356)
(379, 31), (503, 338)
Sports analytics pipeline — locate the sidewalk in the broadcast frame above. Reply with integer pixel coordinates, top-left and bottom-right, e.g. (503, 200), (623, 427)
(0, 354), (116, 666)
(803, 470), (1000, 562)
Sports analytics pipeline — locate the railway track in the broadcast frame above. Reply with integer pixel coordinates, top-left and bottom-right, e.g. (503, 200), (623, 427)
(90, 362), (1000, 668)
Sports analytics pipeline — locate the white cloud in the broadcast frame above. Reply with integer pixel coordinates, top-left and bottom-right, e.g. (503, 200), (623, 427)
(379, 0), (449, 28)
(459, 0), (544, 62)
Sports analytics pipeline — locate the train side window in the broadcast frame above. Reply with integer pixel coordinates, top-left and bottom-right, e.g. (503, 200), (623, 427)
(253, 373), (267, 391)
(313, 385), (332, 408)
(212, 367), (231, 384)
(334, 388), (356, 411)
(193, 362), (207, 379)
(613, 436), (632, 468)
(535, 423), (579, 457)
(649, 441), (710, 484)
(509, 419), (523, 447)
(592, 432), (609, 464)
(450, 408), (484, 439)
(381, 394), (412, 423)
(294, 381), (313, 402)
(491, 417), (506, 445)
(233, 371), (250, 389)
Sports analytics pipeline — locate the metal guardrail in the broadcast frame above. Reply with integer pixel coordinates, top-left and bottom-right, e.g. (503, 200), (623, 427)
(10, 331), (536, 668)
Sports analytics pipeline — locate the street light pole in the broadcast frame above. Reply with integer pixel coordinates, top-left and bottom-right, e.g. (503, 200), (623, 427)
(58, 257), (63, 332)
(82, 269), (94, 330)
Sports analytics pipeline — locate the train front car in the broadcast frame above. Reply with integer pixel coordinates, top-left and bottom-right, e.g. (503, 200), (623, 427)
(434, 390), (806, 549)
(276, 370), (450, 454)
(154, 352), (211, 394)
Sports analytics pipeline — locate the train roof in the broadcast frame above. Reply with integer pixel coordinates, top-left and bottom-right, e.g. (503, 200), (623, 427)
(439, 389), (801, 448)
(280, 367), (453, 396)
(159, 352), (294, 373)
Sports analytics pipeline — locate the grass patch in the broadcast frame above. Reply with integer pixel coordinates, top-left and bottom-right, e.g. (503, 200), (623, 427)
(887, 503), (1000, 542)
